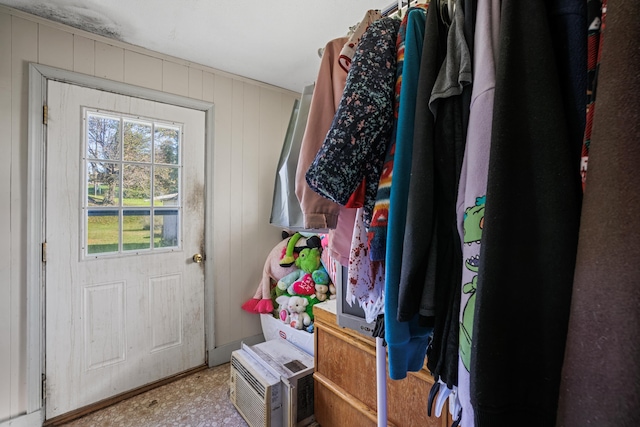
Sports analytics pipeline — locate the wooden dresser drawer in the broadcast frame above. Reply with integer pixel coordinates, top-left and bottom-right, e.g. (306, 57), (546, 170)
(315, 321), (378, 408)
(313, 302), (450, 427)
(315, 378), (378, 427)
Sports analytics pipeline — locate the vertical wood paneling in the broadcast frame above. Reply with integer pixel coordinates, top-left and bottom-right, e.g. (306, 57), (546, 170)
(162, 60), (189, 96)
(212, 74), (233, 344)
(95, 41), (124, 81)
(124, 51), (162, 90)
(1, 8), (301, 420)
(202, 71), (214, 103)
(188, 68), (203, 100)
(73, 35), (95, 75)
(38, 24), (73, 69)
(240, 83), (262, 338)
(11, 15), (38, 416)
(229, 80), (245, 324)
(0, 11), (11, 421)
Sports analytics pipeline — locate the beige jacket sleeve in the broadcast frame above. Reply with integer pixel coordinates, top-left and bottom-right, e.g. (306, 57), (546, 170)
(295, 37), (348, 230)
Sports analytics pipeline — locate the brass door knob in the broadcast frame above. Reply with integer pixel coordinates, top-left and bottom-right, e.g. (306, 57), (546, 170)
(192, 253), (203, 263)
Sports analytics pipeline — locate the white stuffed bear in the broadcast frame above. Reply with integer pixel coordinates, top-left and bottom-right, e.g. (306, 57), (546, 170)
(275, 295), (291, 323)
(287, 296), (311, 330)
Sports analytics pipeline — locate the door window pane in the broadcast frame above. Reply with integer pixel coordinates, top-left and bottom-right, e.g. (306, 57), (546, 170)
(123, 120), (152, 162)
(87, 162), (120, 207)
(154, 125), (180, 165)
(123, 210), (152, 252)
(122, 164), (151, 207)
(154, 209), (179, 248)
(83, 110), (183, 257)
(154, 166), (179, 206)
(87, 210), (119, 254)
(87, 113), (121, 161)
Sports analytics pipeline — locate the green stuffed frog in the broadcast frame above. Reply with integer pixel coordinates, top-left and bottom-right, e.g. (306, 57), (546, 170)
(277, 247), (322, 295)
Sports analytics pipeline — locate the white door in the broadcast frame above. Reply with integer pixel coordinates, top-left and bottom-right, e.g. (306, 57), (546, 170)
(45, 80), (206, 419)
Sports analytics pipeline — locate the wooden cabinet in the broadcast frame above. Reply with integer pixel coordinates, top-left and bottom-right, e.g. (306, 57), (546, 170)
(313, 302), (452, 427)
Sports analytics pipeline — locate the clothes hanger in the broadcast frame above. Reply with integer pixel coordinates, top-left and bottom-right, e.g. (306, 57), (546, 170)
(448, 0), (456, 23)
(438, 0), (455, 26)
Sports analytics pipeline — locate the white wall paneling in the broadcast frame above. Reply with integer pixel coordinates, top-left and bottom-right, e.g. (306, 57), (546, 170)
(124, 51), (163, 90)
(0, 11), (13, 421)
(72, 35), (95, 75)
(12, 14), (38, 419)
(2, 4), (298, 423)
(38, 25), (73, 69)
(163, 60), (189, 96)
(95, 41), (124, 81)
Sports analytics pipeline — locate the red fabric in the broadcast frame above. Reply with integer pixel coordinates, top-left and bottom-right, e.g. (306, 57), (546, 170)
(345, 179), (366, 208)
(241, 298), (260, 312)
(254, 298), (274, 314)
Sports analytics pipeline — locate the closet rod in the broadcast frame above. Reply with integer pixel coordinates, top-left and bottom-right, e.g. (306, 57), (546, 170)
(381, 0), (408, 16)
(381, 1), (402, 16)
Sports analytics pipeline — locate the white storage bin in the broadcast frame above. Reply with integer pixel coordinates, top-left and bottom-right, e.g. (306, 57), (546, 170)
(260, 313), (314, 356)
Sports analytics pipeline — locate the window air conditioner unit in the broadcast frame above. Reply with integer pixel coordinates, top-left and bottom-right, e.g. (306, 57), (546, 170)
(231, 340), (315, 427)
(230, 347), (283, 427)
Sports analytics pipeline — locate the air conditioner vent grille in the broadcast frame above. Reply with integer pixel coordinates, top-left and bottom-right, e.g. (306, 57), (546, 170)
(233, 368), (268, 427)
(296, 373), (315, 422)
(232, 355), (266, 398)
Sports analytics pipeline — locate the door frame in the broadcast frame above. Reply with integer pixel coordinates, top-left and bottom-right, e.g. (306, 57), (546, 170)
(26, 63), (216, 417)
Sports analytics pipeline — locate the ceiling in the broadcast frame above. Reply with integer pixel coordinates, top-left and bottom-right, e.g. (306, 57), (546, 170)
(1, 0), (394, 93)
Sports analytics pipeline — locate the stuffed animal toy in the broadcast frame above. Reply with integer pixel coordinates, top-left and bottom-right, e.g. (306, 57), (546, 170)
(275, 246), (335, 318)
(242, 232), (311, 314)
(287, 296), (311, 330)
(311, 265), (331, 300)
(314, 283), (330, 302)
(280, 233), (322, 267)
(276, 247), (322, 294)
(277, 270), (308, 294)
(312, 265), (329, 286)
(274, 295), (291, 323)
(289, 273), (316, 296)
(276, 293), (319, 328)
(296, 246), (322, 273)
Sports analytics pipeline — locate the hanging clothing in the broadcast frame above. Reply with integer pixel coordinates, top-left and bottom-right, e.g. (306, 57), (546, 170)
(580, 0), (605, 190)
(295, 36), (357, 266)
(397, 2), (442, 322)
(395, 1), (471, 395)
(460, 0), (478, 148)
(295, 36), (348, 232)
(391, 3), (441, 324)
(469, 1), (583, 425)
(346, 207), (385, 324)
(556, 1), (640, 424)
(454, 0), (500, 424)
(270, 84), (314, 231)
(339, 9), (385, 212)
(327, 207), (357, 266)
(305, 17), (400, 230)
(383, 8), (433, 381)
(343, 10), (386, 211)
(550, 0), (588, 164)
(339, 9), (383, 72)
(367, 4), (429, 262)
